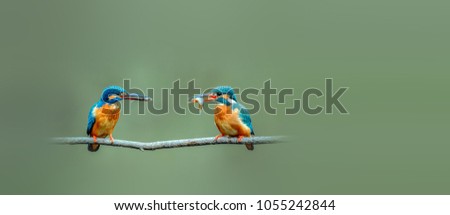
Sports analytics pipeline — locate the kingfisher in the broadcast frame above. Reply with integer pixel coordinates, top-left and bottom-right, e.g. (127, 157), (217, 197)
(86, 86), (150, 152)
(194, 86), (255, 150)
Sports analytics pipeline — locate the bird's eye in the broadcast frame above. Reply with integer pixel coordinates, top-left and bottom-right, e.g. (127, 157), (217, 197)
(216, 92), (222, 96)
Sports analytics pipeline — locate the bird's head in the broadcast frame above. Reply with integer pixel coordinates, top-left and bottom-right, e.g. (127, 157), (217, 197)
(101, 86), (151, 104)
(193, 86), (236, 108)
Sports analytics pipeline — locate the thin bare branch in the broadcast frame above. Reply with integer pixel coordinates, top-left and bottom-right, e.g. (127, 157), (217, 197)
(53, 136), (284, 151)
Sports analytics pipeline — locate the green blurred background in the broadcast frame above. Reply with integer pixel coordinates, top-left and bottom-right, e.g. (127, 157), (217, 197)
(0, 0), (448, 194)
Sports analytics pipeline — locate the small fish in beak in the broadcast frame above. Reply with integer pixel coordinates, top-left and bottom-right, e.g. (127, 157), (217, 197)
(191, 95), (205, 110)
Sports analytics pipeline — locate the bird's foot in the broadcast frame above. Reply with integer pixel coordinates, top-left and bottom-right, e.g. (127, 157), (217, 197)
(237, 135), (245, 142)
(93, 136), (97, 143)
(214, 134), (224, 142)
(109, 134), (115, 144)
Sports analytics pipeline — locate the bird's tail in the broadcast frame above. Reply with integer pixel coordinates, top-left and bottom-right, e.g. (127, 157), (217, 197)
(88, 143), (100, 152)
(245, 134), (255, 151)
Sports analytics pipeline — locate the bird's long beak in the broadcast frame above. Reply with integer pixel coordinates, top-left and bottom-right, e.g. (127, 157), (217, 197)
(122, 93), (151, 101)
(196, 93), (217, 102)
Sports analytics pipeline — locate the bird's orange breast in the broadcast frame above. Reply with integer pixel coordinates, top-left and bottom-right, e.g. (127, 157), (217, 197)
(91, 103), (120, 138)
(214, 105), (251, 137)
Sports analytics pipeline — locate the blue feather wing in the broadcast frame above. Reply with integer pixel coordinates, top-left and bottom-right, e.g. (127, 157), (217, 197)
(86, 103), (97, 136)
(233, 103), (255, 135)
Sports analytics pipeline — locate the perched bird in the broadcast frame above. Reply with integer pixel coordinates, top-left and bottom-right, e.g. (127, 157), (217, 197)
(194, 86), (255, 150)
(86, 86), (150, 152)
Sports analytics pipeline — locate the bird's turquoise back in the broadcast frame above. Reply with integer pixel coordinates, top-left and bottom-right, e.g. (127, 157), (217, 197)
(86, 101), (103, 136)
(232, 102), (255, 135)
